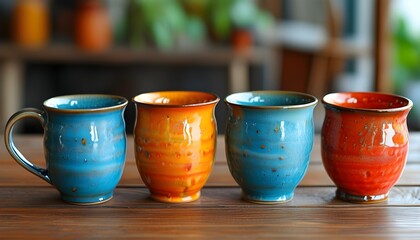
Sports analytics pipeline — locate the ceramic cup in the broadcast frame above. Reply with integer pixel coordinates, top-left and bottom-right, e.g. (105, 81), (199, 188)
(321, 92), (413, 203)
(4, 94), (128, 205)
(225, 91), (318, 204)
(133, 91), (219, 203)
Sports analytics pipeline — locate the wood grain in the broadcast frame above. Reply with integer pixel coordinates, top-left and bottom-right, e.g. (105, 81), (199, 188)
(2, 134), (420, 238)
(1, 186), (420, 238)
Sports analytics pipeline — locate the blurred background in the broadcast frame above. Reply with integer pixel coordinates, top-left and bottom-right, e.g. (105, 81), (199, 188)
(0, 0), (417, 134)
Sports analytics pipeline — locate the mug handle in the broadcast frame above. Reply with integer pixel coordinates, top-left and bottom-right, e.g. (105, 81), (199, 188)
(4, 108), (51, 184)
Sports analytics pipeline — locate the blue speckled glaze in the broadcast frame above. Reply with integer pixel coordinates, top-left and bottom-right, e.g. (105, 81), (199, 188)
(225, 91), (317, 203)
(5, 95), (128, 205)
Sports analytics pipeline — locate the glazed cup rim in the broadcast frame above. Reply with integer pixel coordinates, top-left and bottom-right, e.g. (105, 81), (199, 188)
(224, 90), (318, 109)
(322, 92), (413, 112)
(132, 91), (220, 107)
(43, 94), (128, 113)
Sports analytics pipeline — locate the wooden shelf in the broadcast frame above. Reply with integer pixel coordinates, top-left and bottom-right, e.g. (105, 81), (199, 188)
(0, 43), (268, 65)
(0, 43), (277, 132)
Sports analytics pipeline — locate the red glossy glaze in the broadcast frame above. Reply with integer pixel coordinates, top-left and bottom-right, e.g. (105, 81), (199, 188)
(321, 92), (413, 203)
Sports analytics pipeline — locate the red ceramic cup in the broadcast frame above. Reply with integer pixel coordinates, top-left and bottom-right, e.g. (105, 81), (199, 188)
(321, 92), (413, 203)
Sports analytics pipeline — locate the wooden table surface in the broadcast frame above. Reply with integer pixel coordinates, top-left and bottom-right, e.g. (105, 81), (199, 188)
(2, 134), (420, 239)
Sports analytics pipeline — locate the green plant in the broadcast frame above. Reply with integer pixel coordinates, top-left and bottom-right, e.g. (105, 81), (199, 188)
(392, 17), (420, 93)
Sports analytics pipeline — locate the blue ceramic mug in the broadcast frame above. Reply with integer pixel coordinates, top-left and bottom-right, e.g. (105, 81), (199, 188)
(4, 95), (128, 205)
(225, 91), (318, 203)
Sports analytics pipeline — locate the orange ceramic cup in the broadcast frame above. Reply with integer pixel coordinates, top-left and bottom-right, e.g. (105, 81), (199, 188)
(133, 91), (219, 203)
(321, 92), (413, 203)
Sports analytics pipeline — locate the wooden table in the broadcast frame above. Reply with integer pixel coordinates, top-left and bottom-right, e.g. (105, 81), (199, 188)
(2, 134), (420, 238)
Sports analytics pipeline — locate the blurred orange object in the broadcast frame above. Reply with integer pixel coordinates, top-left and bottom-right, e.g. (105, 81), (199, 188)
(12, 0), (50, 48)
(74, 0), (111, 52)
(232, 29), (252, 53)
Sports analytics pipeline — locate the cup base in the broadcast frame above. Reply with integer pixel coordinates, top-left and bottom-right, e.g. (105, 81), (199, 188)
(241, 192), (293, 204)
(150, 191), (201, 203)
(61, 192), (114, 205)
(336, 189), (389, 204)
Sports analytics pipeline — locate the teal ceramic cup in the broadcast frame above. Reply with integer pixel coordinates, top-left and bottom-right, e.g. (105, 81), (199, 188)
(225, 91), (318, 203)
(4, 94), (128, 205)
